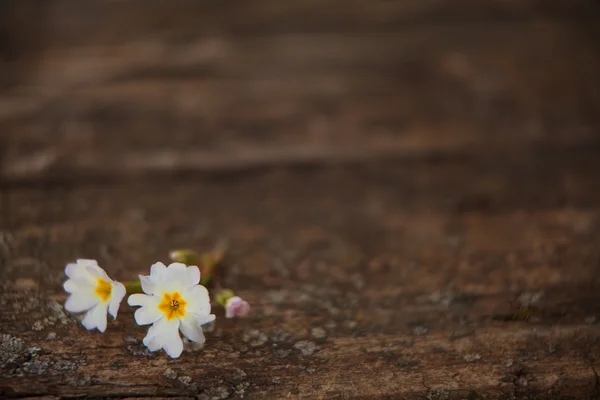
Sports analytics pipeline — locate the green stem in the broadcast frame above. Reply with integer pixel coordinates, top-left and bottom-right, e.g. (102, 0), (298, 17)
(123, 280), (143, 294)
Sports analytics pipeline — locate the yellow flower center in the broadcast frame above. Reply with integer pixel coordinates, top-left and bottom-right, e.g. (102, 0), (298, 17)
(158, 292), (187, 320)
(95, 278), (112, 302)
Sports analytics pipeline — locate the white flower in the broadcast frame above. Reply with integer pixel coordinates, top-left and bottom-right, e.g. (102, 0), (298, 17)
(63, 259), (126, 332)
(225, 296), (250, 318)
(127, 262), (215, 358)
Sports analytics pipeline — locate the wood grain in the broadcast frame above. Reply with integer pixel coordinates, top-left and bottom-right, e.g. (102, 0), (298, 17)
(1, 0), (600, 398)
(1, 0), (599, 183)
(2, 154), (600, 398)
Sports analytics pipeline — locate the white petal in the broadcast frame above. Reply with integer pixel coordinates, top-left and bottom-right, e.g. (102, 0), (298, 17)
(152, 262), (189, 294)
(198, 313), (216, 326)
(150, 262), (167, 279)
(180, 315), (206, 344)
(167, 262), (187, 273)
(128, 293), (154, 307)
(148, 262), (168, 293)
(108, 281), (126, 318)
(185, 265), (200, 286)
(65, 291), (98, 313)
(183, 285), (211, 314)
(161, 319), (183, 358)
(139, 275), (155, 295)
(65, 263), (95, 285)
(127, 293), (145, 307)
(129, 293), (162, 326)
(76, 259), (99, 267)
(64, 263), (81, 279)
(143, 318), (183, 358)
(63, 279), (92, 293)
(85, 264), (111, 281)
(81, 302), (108, 332)
(134, 303), (163, 325)
(142, 323), (163, 351)
(165, 262), (187, 283)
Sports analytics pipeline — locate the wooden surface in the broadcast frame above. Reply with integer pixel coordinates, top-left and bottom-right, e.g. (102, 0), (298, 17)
(1, 1), (600, 399)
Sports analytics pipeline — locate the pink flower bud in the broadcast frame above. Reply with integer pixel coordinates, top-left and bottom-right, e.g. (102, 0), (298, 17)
(225, 296), (250, 318)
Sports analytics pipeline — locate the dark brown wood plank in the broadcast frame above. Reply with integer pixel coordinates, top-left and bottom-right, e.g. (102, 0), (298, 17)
(2, 151), (600, 398)
(1, 0), (599, 183)
(1, 1), (600, 398)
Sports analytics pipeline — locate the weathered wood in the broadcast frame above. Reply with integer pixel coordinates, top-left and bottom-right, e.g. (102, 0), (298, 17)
(1, 0), (599, 183)
(1, 0), (600, 398)
(2, 153), (600, 398)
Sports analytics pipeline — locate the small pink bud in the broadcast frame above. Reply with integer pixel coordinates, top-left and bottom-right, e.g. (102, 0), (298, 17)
(225, 296), (250, 318)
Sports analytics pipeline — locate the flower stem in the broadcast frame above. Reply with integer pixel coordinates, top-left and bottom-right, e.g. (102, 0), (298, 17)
(123, 280), (142, 294)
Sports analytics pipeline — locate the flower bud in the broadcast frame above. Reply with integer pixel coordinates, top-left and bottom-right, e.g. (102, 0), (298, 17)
(225, 296), (251, 319)
(169, 249), (201, 266)
(215, 288), (235, 307)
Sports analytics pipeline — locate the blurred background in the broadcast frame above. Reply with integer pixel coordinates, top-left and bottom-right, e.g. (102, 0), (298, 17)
(1, 0), (598, 184)
(2, 2), (600, 396)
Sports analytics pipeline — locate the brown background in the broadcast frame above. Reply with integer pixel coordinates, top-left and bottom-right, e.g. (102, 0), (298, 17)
(1, 1), (600, 399)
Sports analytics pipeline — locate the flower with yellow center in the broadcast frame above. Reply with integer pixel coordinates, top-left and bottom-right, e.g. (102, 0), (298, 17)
(63, 259), (126, 332)
(158, 292), (187, 320)
(128, 262), (215, 358)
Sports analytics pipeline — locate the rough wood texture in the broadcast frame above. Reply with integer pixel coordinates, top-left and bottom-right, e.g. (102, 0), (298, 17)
(2, 0), (599, 184)
(1, 1), (600, 399)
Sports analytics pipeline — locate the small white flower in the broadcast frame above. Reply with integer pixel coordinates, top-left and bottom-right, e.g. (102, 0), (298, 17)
(225, 296), (251, 318)
(128, 262), (215, 358)
(63, 259), (126, 332)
